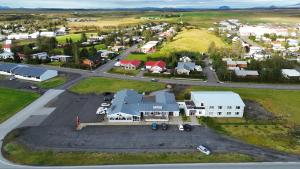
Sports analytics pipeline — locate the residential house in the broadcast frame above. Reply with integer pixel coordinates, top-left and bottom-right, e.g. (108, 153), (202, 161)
(119, 60), (141, 70)
(176, 62), (202, 75)
(234, 69), (259, 77)
(226, 60), (247, 70)
(288, 39), (299, 47)
(145, 61), (166, 73)
(107, 89), (180, 122)
(97, 50), (116, 58)
(0, 52), (14, 60)
(179, 56), (192, 63)
(32, 52), (48, 60)
(2, 40), (12, 53)
(281, 69), (300, 79)
(82, 56), (101, 67)
(40, 32), (56, 37)
(50, 55), (72, 62)
(180, 91), (245, 118)
(141, 41), (159, 53)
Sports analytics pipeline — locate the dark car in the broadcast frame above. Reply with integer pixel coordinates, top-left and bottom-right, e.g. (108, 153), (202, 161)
(151, 123), (158, 130)
(183, 124), (192, 131)
(161, 123), (168, 130)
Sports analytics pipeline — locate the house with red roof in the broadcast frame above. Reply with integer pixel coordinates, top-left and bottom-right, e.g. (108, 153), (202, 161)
(119, 60), (141, 70)
(145, 60), (166, 73)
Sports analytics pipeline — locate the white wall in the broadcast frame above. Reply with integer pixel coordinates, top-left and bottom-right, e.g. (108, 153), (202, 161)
(40, 70), (58, 81)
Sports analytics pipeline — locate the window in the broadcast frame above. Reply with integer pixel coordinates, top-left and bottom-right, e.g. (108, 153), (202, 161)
(200, 103), (204, 106)
(227, 106), (232, 109)
(227, 112), (231, 115)
(209, 106), (214, 109)
(235, 112), (239, 115)
(236, 106), (240, 109)
(218, 112), (222, 115)
(218, 106), (222, 109)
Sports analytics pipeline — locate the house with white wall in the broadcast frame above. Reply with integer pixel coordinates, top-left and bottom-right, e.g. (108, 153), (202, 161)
(180, 91), (245, 118)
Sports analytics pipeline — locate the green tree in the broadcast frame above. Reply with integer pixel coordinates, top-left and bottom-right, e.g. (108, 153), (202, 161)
(81, 33), (87, 42)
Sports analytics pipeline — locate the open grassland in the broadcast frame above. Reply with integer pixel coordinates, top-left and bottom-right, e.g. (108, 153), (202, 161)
(160, 29), (226, 54)
(178, 86), (300, 154)
(69, 77), (165, 94)
(37, 75), (67, 89)
(0, 87), (39, 123)
(67, 17), (143, 30)
(127, 29), (226, 61)
(108, 68), (140, 76)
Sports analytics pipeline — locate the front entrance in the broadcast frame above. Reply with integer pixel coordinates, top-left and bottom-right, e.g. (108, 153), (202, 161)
(189, 110), (197, 116)
(133, 116), (140, 121)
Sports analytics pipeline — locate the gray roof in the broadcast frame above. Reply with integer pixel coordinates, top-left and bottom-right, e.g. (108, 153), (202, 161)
(191, 91), (245, 107)
(0, 63), (20, 72)
(12, 66), (48, 77)
(176, 62), (195, 71)
(108, 89), (179, 116)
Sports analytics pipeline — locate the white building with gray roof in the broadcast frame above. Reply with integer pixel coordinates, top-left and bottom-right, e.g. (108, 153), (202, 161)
(107, 89), (179, 122)
(175, 62), (202, 75)
(182, 91), (245, 118)
(0, 63), (58, 82)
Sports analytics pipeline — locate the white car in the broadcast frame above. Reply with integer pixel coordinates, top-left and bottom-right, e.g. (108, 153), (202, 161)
(101, 103), (111, 107)
(197, 145), (211, 155)
(96, 107), (107, 115)
(178, 124), (184, 131)
(9, 76), (16, 81)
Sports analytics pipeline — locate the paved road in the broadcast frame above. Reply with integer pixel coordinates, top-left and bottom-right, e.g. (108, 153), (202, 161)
(203, 58), (219, 83)
(240, 36), (262, 47)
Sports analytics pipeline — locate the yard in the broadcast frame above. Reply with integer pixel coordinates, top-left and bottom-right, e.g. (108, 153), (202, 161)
(178, 86), (300, 154)
(0, 87), (40, 123)
(108, 67), (140, 76)
(69, 77), (165, 94)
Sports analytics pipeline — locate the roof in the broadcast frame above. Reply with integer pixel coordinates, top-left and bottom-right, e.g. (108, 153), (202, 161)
(12, 66), (52, 77)
(108, 89), (179, 116)
(234, 69), (259, 77)
(50, 55), (72, 59)
(281, 69), (300, 77)
(191, 91), (245, 107)
(2, 44), (11, 48)
(176, 62), (195, 71)
(0, 63), (21, 72)
(145, 61), (166, 68)
(120, 60), (141, 67)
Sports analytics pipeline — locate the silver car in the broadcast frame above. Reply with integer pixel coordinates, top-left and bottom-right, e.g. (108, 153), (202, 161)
(197, 145), (211, 155)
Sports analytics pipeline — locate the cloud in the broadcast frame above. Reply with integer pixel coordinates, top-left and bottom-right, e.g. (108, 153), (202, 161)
(0, 0), (299, 8)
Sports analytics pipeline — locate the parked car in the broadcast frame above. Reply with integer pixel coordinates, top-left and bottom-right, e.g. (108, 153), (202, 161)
(178, 124), (184, 131)
(183, 124), (192, 131)
(197, 145), (211, 155)
(161, 123), (168, 130)
(101, 103), (111, 107)
(151, 123), (158, 130)
(151, 78), (159, 82)
(9, 76), (16, 81)
(30, 85), (38, 90)
(96, 107), (107, 115)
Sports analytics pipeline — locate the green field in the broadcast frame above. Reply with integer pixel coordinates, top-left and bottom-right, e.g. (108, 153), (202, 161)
(69, 77), (165, 94)
(0, 87), (40, 123)
(160, 29), (226, 54)
(178, 86), (300, 154)
(56, 34), (82, 44)
(37, 76), (67, 89)
(127, 29), (226, 61)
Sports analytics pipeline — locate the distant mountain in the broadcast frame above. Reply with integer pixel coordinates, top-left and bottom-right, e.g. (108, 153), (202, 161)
(218, 6), (231, 10)
(0, 5), (10, 9)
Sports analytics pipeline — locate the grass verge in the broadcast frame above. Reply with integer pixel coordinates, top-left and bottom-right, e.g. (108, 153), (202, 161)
(69, 77), (165, 94)
(37, 75), (67, 89)
(108, 68), (140, 76)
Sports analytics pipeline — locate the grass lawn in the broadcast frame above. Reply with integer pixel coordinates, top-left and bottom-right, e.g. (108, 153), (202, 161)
(56, 34), (82, 44)
(178, 86), (300, 154)
(3, 141), (256, 166)
(37, 76), (67, 89)
(108, 68), (140, 76)
(69, 77), (165, 94)
(0, 87), (40, 123)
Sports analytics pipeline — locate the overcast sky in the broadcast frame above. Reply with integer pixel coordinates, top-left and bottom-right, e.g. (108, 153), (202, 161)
(0, 0), (299, 9)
